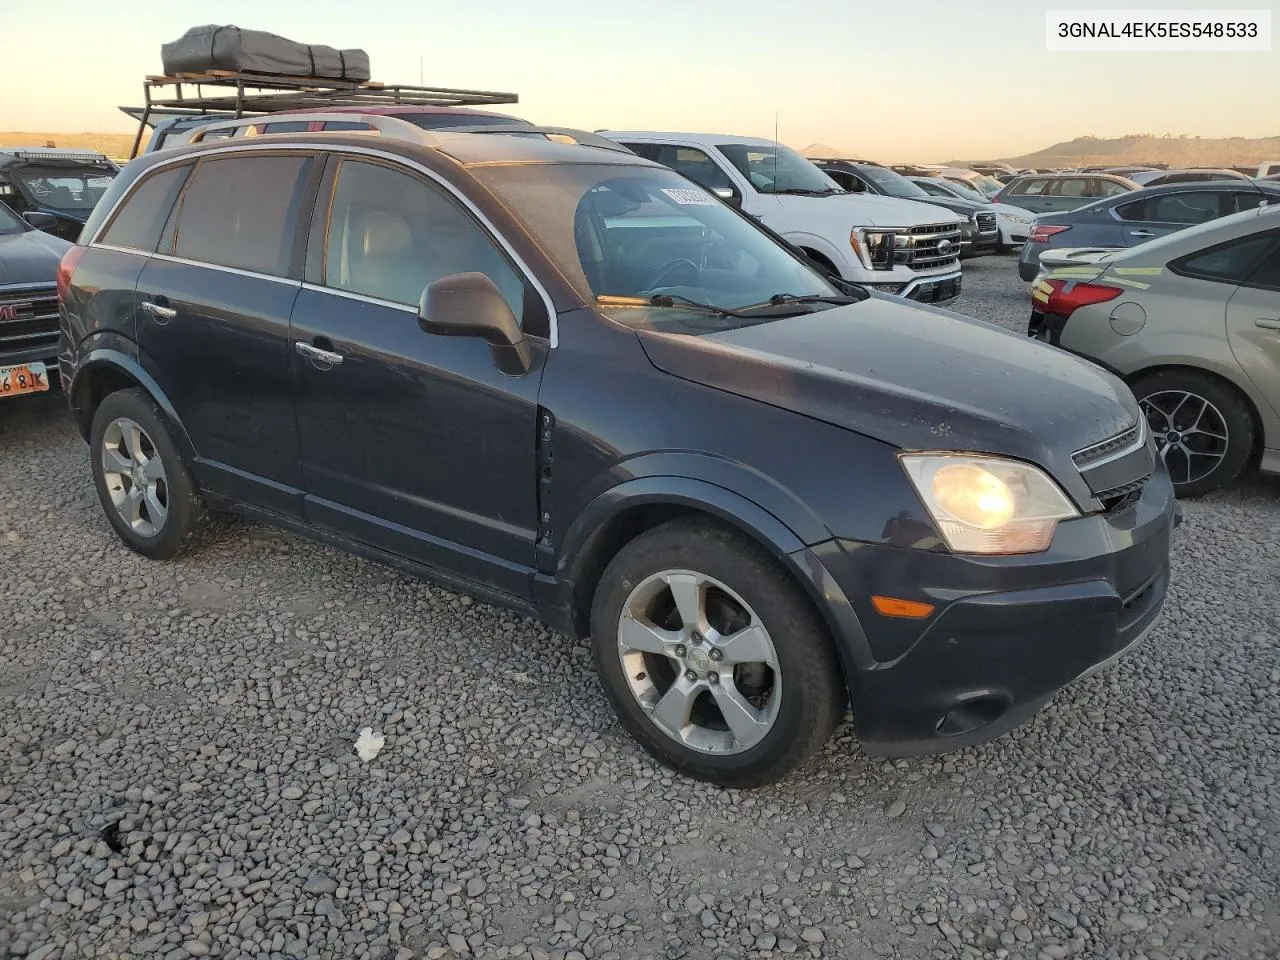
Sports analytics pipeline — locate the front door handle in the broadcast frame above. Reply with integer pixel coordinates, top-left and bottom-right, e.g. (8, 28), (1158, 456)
(295, 341), (344, 366)
(1129, 230), (1155, 239)
(1256, 318), (1280, 331)
(140, 300), (177, 321)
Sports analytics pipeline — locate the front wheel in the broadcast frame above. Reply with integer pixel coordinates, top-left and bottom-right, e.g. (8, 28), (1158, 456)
(1131, 370), (1255, 497)
(589, 519), (844, 787)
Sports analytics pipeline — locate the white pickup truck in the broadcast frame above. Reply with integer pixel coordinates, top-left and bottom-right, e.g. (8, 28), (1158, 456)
(603, 132), (965, 304)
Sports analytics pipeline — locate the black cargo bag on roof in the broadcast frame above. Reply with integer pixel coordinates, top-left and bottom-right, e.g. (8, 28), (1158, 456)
(161, 25), (371, 82)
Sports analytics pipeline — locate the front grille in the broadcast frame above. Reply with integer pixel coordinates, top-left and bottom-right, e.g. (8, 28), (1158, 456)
(901, 222), (963, 271)
(974, 212), (998, 234)
(0, 285), (59, 358)
(1097, 477), (1149, 514)
(1072, 422), (1142, 469)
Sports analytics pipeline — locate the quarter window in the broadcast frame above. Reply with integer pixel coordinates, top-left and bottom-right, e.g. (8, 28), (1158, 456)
(99, 165), (190, 252)
(172, 155), (312, 276)
(1172, 232), (1277, 283)
(1244, 235), (1280, 290)
(322, 159), (525, 318)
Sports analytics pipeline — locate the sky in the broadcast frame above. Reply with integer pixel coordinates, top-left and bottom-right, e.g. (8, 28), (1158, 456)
(0, 0), (1276, 162)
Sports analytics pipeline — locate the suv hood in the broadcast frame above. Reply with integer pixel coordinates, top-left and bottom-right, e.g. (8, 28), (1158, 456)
(636, 297), (1139, 506)
(0, 229), (70, 285)
(788, 192), (963, 228)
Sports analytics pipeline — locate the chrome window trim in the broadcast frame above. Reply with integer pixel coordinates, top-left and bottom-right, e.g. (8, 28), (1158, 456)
(92, 241), (154, 257)
(148, 252), (300, 287)
(300, 282), (418, 314)
(85, 142), (560, 346)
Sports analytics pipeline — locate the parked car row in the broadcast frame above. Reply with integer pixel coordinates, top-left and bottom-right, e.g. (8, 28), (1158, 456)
(46, 109), (1180, 786)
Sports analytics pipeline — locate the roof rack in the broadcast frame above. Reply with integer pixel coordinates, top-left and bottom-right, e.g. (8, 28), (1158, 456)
(183, 115), (638, 157)
(0, 148), (114, 163)
(126, 70), (519, 158)
(185, 113), (440, 148)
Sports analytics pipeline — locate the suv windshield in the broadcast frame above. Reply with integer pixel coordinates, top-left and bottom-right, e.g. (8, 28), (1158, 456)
(472, 163), (841, 332)
(857, 165), (931, 199)
(14, 165), (115, 212)
(942, 180), (989, 203)
(716, 143), (843, 196)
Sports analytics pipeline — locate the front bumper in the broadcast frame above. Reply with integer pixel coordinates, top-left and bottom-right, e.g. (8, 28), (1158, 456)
(861, 271), (962, 305)
(798, 466), (1177, 756)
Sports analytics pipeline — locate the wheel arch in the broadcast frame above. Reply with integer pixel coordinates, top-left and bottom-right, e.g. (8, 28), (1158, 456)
(554, 477), (862, 701)
(1127, 362), (1267, 463)
(71, 350), (195, 458)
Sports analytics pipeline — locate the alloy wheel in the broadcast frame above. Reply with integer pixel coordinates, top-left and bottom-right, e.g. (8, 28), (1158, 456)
(616, 569), (781, 755)
(101, 417), (169, 537)
(1139, 390), (1230, 487)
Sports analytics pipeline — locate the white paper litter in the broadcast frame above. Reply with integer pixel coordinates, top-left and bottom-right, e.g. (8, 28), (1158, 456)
(354, 727), (385, 762)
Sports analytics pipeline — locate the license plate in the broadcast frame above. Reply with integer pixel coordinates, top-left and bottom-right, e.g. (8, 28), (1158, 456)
(0, 361), (50, 398)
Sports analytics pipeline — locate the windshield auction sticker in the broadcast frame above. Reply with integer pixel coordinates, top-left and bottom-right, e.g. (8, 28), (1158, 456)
(662, 188), (717, 206)
(1046, 9), (1270, 50)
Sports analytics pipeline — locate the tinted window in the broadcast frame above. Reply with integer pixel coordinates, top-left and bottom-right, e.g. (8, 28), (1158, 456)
(653, 146), (735, 193)
(1050, 178), (1090, 198)
(1012, 178), (1049, 196)
(618, 143), (662, 163)
(400, 113), (529, 130)
(172, 155), (311, 276)
(323, 159), (524, 318)
(322, 120), (373, 131)
(1173, 233), (1277, 283)
(1244, 236), (1280, 289)
(100, 165), (189, 251)
(1120, 191), (1226, 225)
(1234, 192), (1269, 213)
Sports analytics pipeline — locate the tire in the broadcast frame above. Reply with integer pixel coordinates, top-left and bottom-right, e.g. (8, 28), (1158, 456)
(1130, 369), (1255, 498)
(589, 518), (844, 788)
(89, 388), (207, 559)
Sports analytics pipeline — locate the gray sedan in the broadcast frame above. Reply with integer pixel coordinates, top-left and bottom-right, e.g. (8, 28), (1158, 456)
(1028, 204), (1280, 496)
(1018, 180), (1280, 280)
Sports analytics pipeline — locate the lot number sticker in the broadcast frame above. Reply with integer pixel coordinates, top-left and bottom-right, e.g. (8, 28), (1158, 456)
(662, 188), (716, 206)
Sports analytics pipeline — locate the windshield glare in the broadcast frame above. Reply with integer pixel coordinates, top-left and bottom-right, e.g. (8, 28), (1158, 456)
(16, 167), (115, 211)
(471, 163), (839, 332)
(859, 165), (930, 199)
(716, 143), (843, 195)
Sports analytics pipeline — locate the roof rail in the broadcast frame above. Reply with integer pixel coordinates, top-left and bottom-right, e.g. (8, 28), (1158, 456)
(185, 113), (440, 148)
(0, 148), (113, 163)
(444, 124), (636, 154)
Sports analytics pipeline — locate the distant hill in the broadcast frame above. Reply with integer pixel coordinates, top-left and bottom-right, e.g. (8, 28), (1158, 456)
(0, 131), (134, 161)
(949, 134), (1280, 170)
(799, 142), (848, 159)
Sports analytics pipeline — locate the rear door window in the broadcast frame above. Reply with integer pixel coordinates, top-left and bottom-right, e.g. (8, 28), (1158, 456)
(171, 154), (312, 276)
(1094, 179), (1132, 198)
(1050, 178), (1090, 198)
(1243, 234), (1280, 290)
(99, 165), (190, 252)
(656, 146), (736, 194)
(1012, 178), (1049, 196)
(1172, 232), (1278, 283)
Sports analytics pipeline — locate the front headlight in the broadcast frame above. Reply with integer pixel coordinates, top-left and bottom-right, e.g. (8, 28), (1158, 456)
(850, 228), (899, 270)
(1000, 213), (1033, 225)
(899, 453), (1079, 554)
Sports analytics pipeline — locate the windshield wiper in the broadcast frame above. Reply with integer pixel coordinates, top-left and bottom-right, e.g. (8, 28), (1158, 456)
(771, 187), (844, 196)
(648, 293), (749, 317)
(765, 293), (863, 306)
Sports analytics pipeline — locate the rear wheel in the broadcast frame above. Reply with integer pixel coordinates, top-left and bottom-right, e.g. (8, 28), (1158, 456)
(589, 519), (844, 787)
(89, 388), (206, 559)
(1131, 370), (1255, 497)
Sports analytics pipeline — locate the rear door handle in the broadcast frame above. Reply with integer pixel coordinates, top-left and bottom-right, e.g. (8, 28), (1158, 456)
(1256, 318), (1280, 331)
(1129, 230), (1155, 238)
(295, 341), (344, 366)
(140, 300), (177, 321)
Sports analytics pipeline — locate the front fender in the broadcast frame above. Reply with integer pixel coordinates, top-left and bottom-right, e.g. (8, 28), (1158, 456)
(780, 230), (856, 274)
(70, 346), (195, 458)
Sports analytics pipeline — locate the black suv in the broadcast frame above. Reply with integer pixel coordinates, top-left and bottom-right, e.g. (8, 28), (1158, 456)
(0, 149), (119, 242)
(59, 117), (1176, 786)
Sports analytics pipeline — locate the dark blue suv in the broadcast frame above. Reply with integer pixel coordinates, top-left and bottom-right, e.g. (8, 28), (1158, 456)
(57, 118), (1176, 786)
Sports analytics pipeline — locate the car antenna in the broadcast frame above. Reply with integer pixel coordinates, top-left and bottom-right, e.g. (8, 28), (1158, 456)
(773, 111), (779, 185)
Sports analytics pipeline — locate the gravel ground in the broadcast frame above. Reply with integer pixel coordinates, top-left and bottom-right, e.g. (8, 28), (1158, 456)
(2, 254), (1278, 960)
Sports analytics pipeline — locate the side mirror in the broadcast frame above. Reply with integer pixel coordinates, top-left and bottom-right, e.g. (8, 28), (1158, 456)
(711, 185), (741, 208)
(22, 211), (57, 230)
(419, 272), (532, 376)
